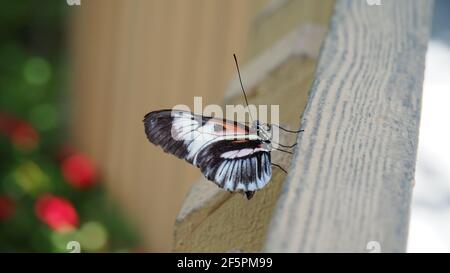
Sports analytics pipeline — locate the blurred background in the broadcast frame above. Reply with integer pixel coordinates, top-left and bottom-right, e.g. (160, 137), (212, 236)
(0, 0), (448, 252)
(408, 0), (450, 253)
(0, 0), (264, 252)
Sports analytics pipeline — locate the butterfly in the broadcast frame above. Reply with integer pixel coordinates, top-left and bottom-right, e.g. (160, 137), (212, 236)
(143, 54), (302, 200)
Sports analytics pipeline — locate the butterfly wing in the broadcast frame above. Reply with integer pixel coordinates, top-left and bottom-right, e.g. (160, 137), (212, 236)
(144, 109), (207, 162)
(195, 139), (272, 195)
(144, 109), (251, 162)
(144, 109), (272, 198)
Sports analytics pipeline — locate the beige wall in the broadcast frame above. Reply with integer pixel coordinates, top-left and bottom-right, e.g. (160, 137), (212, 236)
(70, 0), (267, 251)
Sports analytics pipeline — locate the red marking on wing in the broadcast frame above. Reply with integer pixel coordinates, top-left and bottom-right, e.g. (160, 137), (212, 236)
(209, 119), (249, 135)
(232, 140), (249, 144)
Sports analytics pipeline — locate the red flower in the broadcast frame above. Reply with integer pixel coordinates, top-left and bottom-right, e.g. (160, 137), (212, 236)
(0, 196), (16, 221)
(35, 194), (79, 233)
(10, 121), (39, 151)
(61, 154), (97, 189)
(0, 112), (39, 151)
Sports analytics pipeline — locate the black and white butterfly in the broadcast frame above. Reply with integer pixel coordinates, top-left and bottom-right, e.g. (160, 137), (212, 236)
(143, 55), (302, 200)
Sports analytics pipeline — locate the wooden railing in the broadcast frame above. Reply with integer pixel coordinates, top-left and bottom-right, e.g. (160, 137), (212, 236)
(173, 0), (433, 253)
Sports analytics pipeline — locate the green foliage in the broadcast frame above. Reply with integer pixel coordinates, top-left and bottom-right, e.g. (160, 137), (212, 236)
(0, 1), (140, 253)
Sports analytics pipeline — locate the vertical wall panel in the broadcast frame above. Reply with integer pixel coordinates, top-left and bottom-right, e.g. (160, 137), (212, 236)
(70, 0), (266, 251)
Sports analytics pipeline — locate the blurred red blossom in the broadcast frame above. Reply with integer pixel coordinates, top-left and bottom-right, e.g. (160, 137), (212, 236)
(0, 196), (16, 221)
(35, 194), (79, 233)
(61, 154), (98, 189)
(10, 121), (39, 151)
(0, 111), (39, 151)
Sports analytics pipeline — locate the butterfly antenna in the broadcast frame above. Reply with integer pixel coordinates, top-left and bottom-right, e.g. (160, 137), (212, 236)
(271, 163), (288, 174)
(233, 54), (254, 123)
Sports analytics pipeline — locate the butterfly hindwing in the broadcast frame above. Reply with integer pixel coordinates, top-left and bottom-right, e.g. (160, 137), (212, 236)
(195, 139), (272, 193)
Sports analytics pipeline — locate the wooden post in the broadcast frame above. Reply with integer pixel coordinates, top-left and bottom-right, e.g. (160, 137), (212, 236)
(174, 0), (433, 253)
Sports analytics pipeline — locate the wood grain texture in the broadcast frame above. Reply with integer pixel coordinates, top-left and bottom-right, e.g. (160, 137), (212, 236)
(173, 0), (335, 252)
(265, 0), (433, 253)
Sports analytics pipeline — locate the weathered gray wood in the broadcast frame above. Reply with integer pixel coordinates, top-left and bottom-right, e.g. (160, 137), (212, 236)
(173, 0), (335, 252)
(265, 0), (433, 253)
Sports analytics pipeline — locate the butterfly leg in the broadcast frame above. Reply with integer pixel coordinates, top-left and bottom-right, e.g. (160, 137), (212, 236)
(275, 142), (297, 148)
(274, 148), (294, 154)
(273, 124), (305, 134)
(270, 127), (304, 148)
(271, 163), (288, 174)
